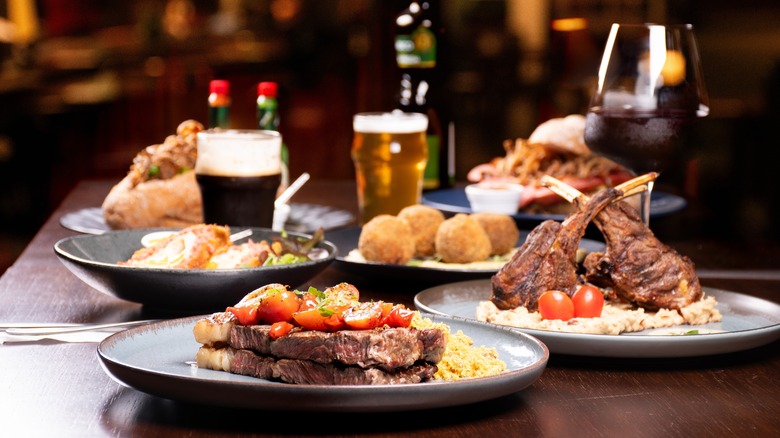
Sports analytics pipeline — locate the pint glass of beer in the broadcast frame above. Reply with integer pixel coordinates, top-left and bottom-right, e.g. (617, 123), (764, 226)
(351, 112), (429, 223)
(196, 129), (282, 228)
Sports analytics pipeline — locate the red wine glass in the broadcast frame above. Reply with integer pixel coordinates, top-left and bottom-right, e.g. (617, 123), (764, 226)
(584, 23), (709, 224)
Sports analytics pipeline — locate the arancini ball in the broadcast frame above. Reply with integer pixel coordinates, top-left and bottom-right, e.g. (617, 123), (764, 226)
(470, 212), (521, 256)
(435, 214), (492, 263)
(397, 205), (445, 258)
(358, 215), (415, 265)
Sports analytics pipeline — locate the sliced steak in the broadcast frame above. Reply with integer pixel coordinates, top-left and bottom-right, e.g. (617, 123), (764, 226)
(230, 349), (438, 385)
(230, 325), (446, 372)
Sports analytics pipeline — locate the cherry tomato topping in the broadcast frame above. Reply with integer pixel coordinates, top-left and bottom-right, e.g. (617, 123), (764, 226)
(343, 301), (384, 330)
(572, 285), (605, 318)
(256, 289), (301, 324)
(538, 290), (575, 321)
(293, 307), (346, 331)
(226, 305), (261, 326)
(268, 321), (294, 339)
(381, 305), (415, 328)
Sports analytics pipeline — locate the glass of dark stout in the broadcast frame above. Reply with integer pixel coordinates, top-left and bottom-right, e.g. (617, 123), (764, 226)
(195, 130), (283, 228)
(584, 23), (709, 224)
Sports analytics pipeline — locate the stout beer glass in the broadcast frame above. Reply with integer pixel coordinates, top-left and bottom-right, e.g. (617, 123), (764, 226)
(196, 129), (282, 228)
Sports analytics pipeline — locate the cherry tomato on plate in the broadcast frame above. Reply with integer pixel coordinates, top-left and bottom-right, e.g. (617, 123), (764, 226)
(342, 301), (384, 330)
(381, 304), (415, 328)
(268, 321), (295, 339)
(572, 285), (605, 318)
(538, 290), (575, 321)
(226, 305), (261, 326)
(256, 289), (301, 324)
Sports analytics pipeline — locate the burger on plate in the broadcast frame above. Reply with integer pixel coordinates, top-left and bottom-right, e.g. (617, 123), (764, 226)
(467, 114), (632, 214)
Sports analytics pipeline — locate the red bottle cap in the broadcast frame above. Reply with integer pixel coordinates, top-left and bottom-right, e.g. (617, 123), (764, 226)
(257, 81), (278, 97)
(209, 79), (230, 95)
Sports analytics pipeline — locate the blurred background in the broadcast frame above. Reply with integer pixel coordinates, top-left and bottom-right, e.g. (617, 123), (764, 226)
(1, 0), (779, 273)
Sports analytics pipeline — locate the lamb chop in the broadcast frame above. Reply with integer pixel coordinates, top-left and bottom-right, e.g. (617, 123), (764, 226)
(541, 174), (703, 310)
(490, 186), (621, 311)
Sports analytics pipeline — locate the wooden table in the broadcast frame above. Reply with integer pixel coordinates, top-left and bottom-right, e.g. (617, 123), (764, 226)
(1, 179), (778, 437)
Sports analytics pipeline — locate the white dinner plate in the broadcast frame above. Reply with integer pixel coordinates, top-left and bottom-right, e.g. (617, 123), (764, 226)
(97, 314), (548, 412)
(414, 279), (780, 358)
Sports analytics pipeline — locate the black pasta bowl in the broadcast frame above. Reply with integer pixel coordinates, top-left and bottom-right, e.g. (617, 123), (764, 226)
(54, 227), (337, 312)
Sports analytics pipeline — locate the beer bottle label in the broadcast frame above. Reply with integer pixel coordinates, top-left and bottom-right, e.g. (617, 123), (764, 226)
(423, 133), (440, 189)
(395, 26), (437, 68)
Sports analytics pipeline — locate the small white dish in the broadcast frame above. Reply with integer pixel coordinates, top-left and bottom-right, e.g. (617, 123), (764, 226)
(465, 182), (524, 215)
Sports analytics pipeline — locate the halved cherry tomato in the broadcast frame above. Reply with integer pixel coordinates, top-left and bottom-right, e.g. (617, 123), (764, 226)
(572, 285), (605, 318)
(381, 305), (415, 328)
(538, 290), (574, 321)
(268, 321), (294, 339)
(293, 307), (346, 331)
(256, 289), (301, 324)
(226, 305), (261, 326)
(297, 292), (320, 311)
(343, 301), (384, 330)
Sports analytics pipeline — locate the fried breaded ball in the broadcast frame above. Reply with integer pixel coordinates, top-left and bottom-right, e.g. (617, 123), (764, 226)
(358, 215), (415, 265)
(470, 212), (521, 256)
(397, 205), (445, 258)
(435, 214), (492, 264)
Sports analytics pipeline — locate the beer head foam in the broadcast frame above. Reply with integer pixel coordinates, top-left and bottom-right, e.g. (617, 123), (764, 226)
(353, 111), (428, 134)
(196, 130), (282, 177)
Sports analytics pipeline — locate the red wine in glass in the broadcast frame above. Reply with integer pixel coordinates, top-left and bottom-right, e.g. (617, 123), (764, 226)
(584, 108), (697, 176)
(584, 24), (709, 224)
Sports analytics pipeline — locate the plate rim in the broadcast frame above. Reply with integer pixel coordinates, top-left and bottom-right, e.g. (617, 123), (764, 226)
(96, 313), (549, 412)
(54, 227), (338, 273)
(328, 226), (605, 275)
(413, 279), (780, 358)
(421, 188), (687, 221)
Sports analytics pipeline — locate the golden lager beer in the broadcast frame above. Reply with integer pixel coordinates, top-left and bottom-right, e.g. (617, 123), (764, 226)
(351, 112), (428, 223)
(196, 130), (282, 228)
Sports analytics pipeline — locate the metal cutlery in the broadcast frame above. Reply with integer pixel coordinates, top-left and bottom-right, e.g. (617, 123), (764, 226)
(2, 319), (158, 336)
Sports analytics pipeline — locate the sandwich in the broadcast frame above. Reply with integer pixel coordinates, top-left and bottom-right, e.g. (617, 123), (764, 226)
(102, 120), (204, 229)
(467, 114), (632, 214)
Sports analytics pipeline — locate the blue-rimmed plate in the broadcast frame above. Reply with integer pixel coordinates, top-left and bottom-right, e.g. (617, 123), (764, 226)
(422, 188), (687, 222)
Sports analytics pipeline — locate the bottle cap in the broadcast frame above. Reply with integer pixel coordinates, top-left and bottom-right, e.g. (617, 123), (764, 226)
(257, 81), (278, 97)
(209, 79), (230, 95)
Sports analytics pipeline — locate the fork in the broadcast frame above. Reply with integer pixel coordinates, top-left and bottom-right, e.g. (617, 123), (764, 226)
(2, 319), (158, 336)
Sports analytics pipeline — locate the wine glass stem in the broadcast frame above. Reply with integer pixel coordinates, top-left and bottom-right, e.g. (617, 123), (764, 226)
(639, 180), (655, 225)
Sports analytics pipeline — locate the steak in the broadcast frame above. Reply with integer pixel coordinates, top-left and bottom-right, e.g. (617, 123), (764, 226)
(584, 200), (703, 310)
(490, 187), (620, 310)
(230, 324), (447, 372)
(230, 349), (438, 385)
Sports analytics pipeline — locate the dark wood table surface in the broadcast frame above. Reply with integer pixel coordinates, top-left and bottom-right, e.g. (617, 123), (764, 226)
(1, 179), (778, 437)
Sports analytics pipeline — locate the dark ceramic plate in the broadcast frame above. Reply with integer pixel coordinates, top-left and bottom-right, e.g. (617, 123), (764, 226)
(422, 188), (687, 222)
(327, 227), (606, 285)
(54, 228), (337, 312)
(97, 314), (548, 412)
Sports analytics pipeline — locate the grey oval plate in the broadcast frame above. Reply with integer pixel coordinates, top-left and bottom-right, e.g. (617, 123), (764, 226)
(97, 314), (549, 412)
(328, 227), (606, 285)
(414, 279), (780, 358)
(54, 228), (337, 312)
(60, 205), (354, 235)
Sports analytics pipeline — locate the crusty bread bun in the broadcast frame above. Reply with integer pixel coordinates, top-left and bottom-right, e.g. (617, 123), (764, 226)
(528, 114), (590, 156)
(102, 170), (202, 229)
(102, 120), (204, 229)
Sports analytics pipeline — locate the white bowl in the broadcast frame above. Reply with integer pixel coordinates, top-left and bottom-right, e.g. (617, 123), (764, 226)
(465, 182), (524, 215)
